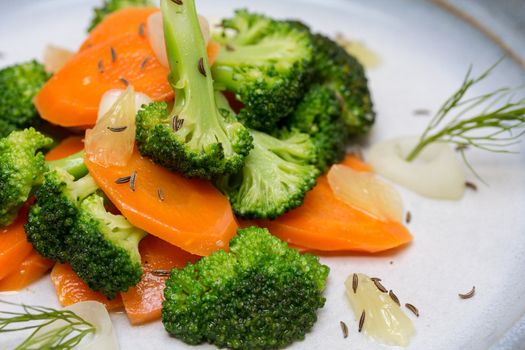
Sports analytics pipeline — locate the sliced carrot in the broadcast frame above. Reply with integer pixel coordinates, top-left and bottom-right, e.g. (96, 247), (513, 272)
(207, 40), (221, 66)
(35, 33), (171, 128)
(258, 156), (412, 253)
(339, 155), (373, 172)
(84, 149), (238, 256)
(45, 136), (85, 161)
(0, 206), (33, 280)
(50, 263), (123, 310)
(0, 251), (53, 292)
(80, 8), (159, 51)
(121, 235), (199, 324)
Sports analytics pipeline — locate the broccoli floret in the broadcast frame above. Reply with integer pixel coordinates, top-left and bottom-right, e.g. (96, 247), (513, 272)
(136, 0), (252, 179)
(287, 84), (348, 172)
(162, 226), (329, 350)
(217, 128), (319, 219)
(212, 10), (314, 131)
(25, 169), (98, 262)
(0, 61), (49, 136)
(311, 33), (375, 135)
(0, 129), (52, 227)
(87, 0), (154, 32)
(71, 193), (146, 298)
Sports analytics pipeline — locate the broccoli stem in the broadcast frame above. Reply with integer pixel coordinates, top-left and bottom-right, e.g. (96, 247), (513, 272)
(47, 151), (88, 179)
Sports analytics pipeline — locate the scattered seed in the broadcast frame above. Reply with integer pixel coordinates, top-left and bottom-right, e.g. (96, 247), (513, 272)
(370, 277), (381, 282)
(107, 126), (127, 132)
(110, 46), (117, 62)
(389, 290), (400, 306)
(225, 44), (235, 52)
(373, 279), (388, 293)
(138, 22), (145, 37)
(405, 303), (419, 317)
(157, 188), (165, 202)
(176, 118), (185, 131)
(171, 0), (183, 5)
(198, 57), (207, 77)
(358, 311), (366, 332)
(115, 175), (131, 184)
(130, 171), (137, 192)
(455, 143), (469, 152)
(352, 273), (358, 294)
(119, 77), (129, 86)
(97, 59), (104, 73)
(340, 321), (348, 338)
(465, 181), (477, 191)
(405, 211), (412, 224)
(152, 269), (171, 277)
(459, 286), (476, 299)
(389, 261), (394, 265)
(140, 56), (150, 70)
(413, 109), (430, 116)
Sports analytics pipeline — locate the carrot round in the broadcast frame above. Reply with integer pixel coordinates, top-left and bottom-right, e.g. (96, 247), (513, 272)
(121, 235), (199, 324)
(84, 149), (238, 256)
(0, 251), (53, 292)
(45, 136), (85, 161)
(80, 8), (159, 51)
(0, 206), (33, 280)
(258, 156), (412, 253)
(50, 263), (123, 310)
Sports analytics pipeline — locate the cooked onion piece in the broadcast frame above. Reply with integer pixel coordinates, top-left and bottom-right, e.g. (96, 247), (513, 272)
(148, 11), (210, 68)
(345, 274), (415, 347)
(368, 137), (465, 200)
(43, 45), (74, 73)
(86, 87), (152, 167)
(328, 164), (403, 222)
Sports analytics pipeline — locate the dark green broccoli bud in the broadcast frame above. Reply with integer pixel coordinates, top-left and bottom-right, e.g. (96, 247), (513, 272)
(311, 33), (375, 135)
(217, 129), (319, 219)
(287, 84), (348, 172)
(87, 0), (154, 32)
(25, 169), (98, 262)
(0, 129), (52, 227)
(136, 0), (252, 179)
(212, 10), (314, 131)
(0, 60), (50, 132)
(162, 226), (329, 350)
(70, 193), (146, 298)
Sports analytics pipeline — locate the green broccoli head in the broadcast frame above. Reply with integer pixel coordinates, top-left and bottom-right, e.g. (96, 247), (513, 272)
(311, 34), (375, 135)
(25, 170), (98, 262)
(162, 226), (329, 350)
(212, 10), (314, 131)
(0, 61), (49, 133)
(71, 193), (146, 298)
(217, 129), (319, 219)
(287, 84), (348, 172)
(136, 0), (253, 179)
(0, 128), (52, 227)
(87, 0), (154, 31)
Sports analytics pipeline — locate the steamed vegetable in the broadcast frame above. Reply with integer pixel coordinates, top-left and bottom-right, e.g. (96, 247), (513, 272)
(0, 205), (33, 281)
(0, 250), (53, 292)
(87, 0), (155, 32)
(136, 0), (252, 179)
(162, 226), (329, 350)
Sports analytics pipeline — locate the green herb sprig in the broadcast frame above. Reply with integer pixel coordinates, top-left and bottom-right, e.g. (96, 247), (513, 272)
(0, 300), (95, 350)
(406, 60), (525, 177)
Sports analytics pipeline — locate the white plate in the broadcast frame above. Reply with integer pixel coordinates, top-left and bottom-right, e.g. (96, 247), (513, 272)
(1, 1), (524, 349)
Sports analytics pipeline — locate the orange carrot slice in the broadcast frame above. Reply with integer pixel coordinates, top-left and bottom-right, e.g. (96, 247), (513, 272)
(258, 156), (412, 253)
(80, 8), (159, 51)
(50, 263), (123, 310)
(0, 251), (53, 292)
(339, 155), (373, 172)
(0, 206), (33, 280)
(35, 33), (171, 128)
(85, 149), (238, 256)
(45, 136), (84, 161)
(121, 236), (199, 324)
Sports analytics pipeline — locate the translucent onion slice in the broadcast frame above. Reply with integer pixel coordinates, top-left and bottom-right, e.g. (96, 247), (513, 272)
(32, 301), (118, 350)
(327, 164), (403, 222)
(345, 274), (415, 347)
(43, 45), (74, 73)
(85, 87), (151, 167)
(368, 137), (465, 200)
(148, 12), (210, 68)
